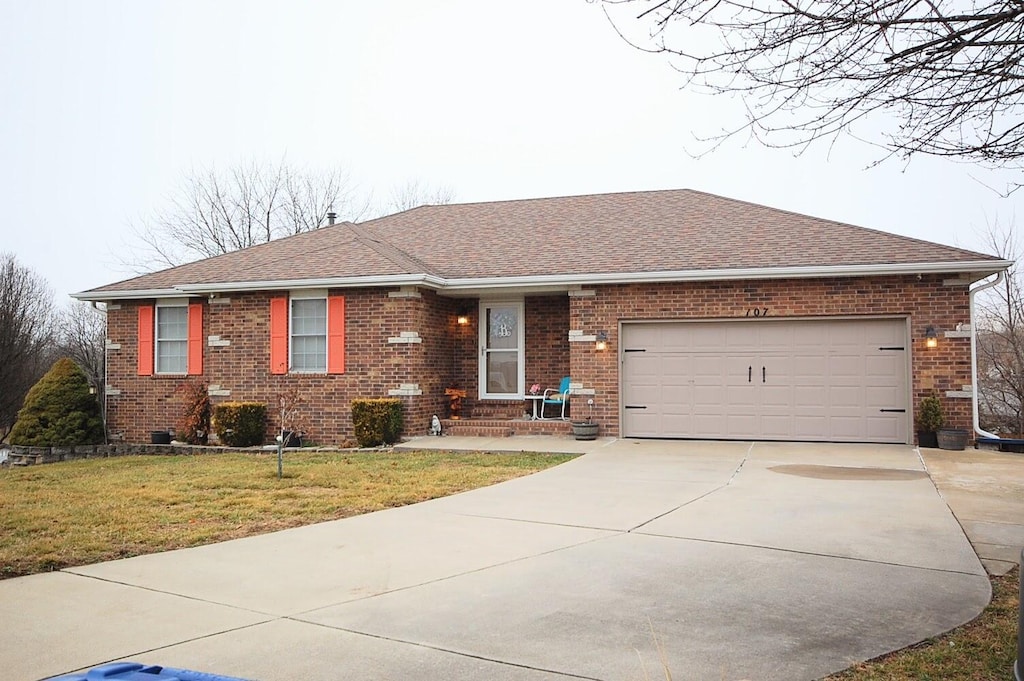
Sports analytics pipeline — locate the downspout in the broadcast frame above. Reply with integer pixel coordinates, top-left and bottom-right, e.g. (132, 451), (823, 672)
(970, 271), (1004, 439)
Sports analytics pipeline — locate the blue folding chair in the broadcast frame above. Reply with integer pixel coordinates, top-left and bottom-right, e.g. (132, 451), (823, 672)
(541, 376), (572, 420)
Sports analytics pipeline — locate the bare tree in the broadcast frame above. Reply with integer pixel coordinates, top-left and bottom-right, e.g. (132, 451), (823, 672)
(975, 220), (1024, 435)
(384, 180), (456, 214)
(600, 1), (1024, 166)
(0, 253), (57, 440)
(58, 301), (106, 426)
(123, 160), (368, 271)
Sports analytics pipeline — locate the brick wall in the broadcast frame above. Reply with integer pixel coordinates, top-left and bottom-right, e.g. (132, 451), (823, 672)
(568, 275), (973, 441)
(104, 288), (456, 445)
(105, 275), (974, 445)
(525, 295), (571, 394)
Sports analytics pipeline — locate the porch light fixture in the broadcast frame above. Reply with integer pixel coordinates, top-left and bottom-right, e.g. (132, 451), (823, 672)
(595, 330), (608, 351)
(456, 305), (470, 326)
(925, 326), (938, 348)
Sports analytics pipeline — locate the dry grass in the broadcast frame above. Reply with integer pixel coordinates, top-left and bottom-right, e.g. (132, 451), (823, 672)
(0, 450), (573, 578)
(825, 566), (1020, 681)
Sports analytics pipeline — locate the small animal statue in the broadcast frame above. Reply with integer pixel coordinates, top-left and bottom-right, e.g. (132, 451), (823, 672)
(430, 414), (442, 436)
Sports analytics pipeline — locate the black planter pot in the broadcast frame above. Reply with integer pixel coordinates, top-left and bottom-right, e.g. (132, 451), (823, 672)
(285, 432), (302, 448)
(150, 430), (171, 445)
(572, 421), (599, 441)
(937, 428), (969, 451)
(917, 430), (939, 448)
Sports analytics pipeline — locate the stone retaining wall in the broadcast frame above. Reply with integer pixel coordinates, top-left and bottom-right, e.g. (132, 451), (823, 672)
(0, 443), (316, 468)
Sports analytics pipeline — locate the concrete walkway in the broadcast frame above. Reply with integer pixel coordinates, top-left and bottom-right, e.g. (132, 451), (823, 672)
(3, 439), (994, 681)
(920, 448), (1024, 576)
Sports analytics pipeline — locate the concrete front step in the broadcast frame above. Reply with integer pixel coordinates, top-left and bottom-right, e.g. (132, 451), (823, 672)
(441, 418), (571, 437)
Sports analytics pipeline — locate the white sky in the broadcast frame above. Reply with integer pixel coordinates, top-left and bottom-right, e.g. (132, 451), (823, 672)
(2, 0), (1020, 300)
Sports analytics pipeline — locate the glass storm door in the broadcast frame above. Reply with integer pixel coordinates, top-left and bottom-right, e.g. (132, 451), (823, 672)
(480, 301), (523, 398)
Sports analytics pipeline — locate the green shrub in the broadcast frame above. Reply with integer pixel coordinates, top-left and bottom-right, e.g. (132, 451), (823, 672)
(9, 358), (104, 446)
(212, 402), (267, 447)
(917, 395), (945, 432)
(177, 381), (211, 445)
(351, 398), (403, 447)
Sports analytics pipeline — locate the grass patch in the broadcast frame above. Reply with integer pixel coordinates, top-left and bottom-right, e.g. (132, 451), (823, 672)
(0, 450), (573, 579)
(826, 566), (1020, 681)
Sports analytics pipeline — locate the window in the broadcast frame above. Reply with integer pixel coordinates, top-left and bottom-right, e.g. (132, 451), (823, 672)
(269, 293), (345, 375)
(156, 304), (188, 373)
(290, 298), (327, 372)
(137, 301), (203, 377)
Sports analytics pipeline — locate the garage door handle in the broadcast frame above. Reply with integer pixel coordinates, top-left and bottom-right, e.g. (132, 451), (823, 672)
(625, 405), (647, 409)
(624, 348), (646, 353)
(879, 346), (905, 351)
(879, 408), (906, 413)
(748, 366), (752, 382)
(762, 366), (766, 383)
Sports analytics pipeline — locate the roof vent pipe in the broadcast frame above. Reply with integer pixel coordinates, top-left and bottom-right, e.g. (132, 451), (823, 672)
(970, 271), (1005, 439)
(326, 210), (337, 226)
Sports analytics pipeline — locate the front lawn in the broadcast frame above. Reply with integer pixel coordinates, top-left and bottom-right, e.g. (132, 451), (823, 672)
(0, 450), (573, 578)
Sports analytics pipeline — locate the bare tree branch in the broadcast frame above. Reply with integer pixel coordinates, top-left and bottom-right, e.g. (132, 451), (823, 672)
(600, 0), (1024, 166)
(382, 179), (456, 215)
(0, 254), (57, 440)
(119, 160), (367, 272)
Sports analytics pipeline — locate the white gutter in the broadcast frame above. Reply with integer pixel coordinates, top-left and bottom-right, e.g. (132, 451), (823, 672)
(70, 288), (189, 301)
(970, 271), (1005, 439)
(72, 259), (1013, 302)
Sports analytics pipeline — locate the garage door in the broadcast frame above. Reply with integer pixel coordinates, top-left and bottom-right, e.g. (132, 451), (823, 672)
(621, 319), (909, 443)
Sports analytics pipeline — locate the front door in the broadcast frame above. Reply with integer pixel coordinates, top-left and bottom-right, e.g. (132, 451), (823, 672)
(479, 301), (524, 399)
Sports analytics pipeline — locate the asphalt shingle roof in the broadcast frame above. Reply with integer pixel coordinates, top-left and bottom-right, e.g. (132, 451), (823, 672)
(83, 188), (1000, 295)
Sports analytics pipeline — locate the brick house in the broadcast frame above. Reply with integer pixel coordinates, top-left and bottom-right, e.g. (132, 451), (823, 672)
(75, 189), (1010, 445)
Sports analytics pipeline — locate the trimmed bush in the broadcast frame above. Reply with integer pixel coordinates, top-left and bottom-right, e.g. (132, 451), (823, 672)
(10, 358), (104, 446)
(212, 402), (267, 447)
(177, 381), (211, 445)
(351, 398), (403, 447)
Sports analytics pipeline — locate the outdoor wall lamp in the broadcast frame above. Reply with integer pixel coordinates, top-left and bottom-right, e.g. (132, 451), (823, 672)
(925, 326), (938, 348)
(456, 305), (470, 326)
(595, 330), (608, 351)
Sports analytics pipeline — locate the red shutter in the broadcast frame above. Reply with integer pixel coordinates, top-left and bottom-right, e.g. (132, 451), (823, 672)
(187, 302), (203, 376)
(327, 295), (345, 374)
(270, 297), (288, 375)
(137, 305), (154, 376)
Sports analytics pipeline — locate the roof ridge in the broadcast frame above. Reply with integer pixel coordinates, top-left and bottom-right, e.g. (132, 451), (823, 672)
(357, 187), (694, 222)
(684, 188), (995, 260)
(348, 224), (437, 276)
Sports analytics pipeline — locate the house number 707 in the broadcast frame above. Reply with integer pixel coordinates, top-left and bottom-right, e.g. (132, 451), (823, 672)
(745, 308), (769, 317)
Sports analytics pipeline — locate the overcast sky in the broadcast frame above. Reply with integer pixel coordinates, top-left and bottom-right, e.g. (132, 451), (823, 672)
(2, 0), (1021, 301)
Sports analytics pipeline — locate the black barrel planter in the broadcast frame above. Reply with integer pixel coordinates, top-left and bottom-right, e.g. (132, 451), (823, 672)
(571, 421), (599, 441)
(937, 428), (969, 450)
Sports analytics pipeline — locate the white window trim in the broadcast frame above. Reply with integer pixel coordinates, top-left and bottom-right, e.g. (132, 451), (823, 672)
(289, 292), (328, 374)
(155, 298), (189, 375)
(478, 299), (525, 400)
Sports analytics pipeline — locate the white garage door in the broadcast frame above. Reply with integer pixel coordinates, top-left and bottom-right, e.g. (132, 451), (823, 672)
(621, 319), (909, 443)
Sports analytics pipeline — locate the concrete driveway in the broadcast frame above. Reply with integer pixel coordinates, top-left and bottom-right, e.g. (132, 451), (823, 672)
(2, 440), (991, 681)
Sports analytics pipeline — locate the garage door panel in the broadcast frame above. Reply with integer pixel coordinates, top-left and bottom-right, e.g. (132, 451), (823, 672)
(865, 385), (901, 405)
(794, 385), (827, 410)
(865, 416), (901, 440)
(621, 319), (908, 443)
(726, 414), (759, 437)
(760, 386), (793, 407)
(866, 355), (901, 377)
